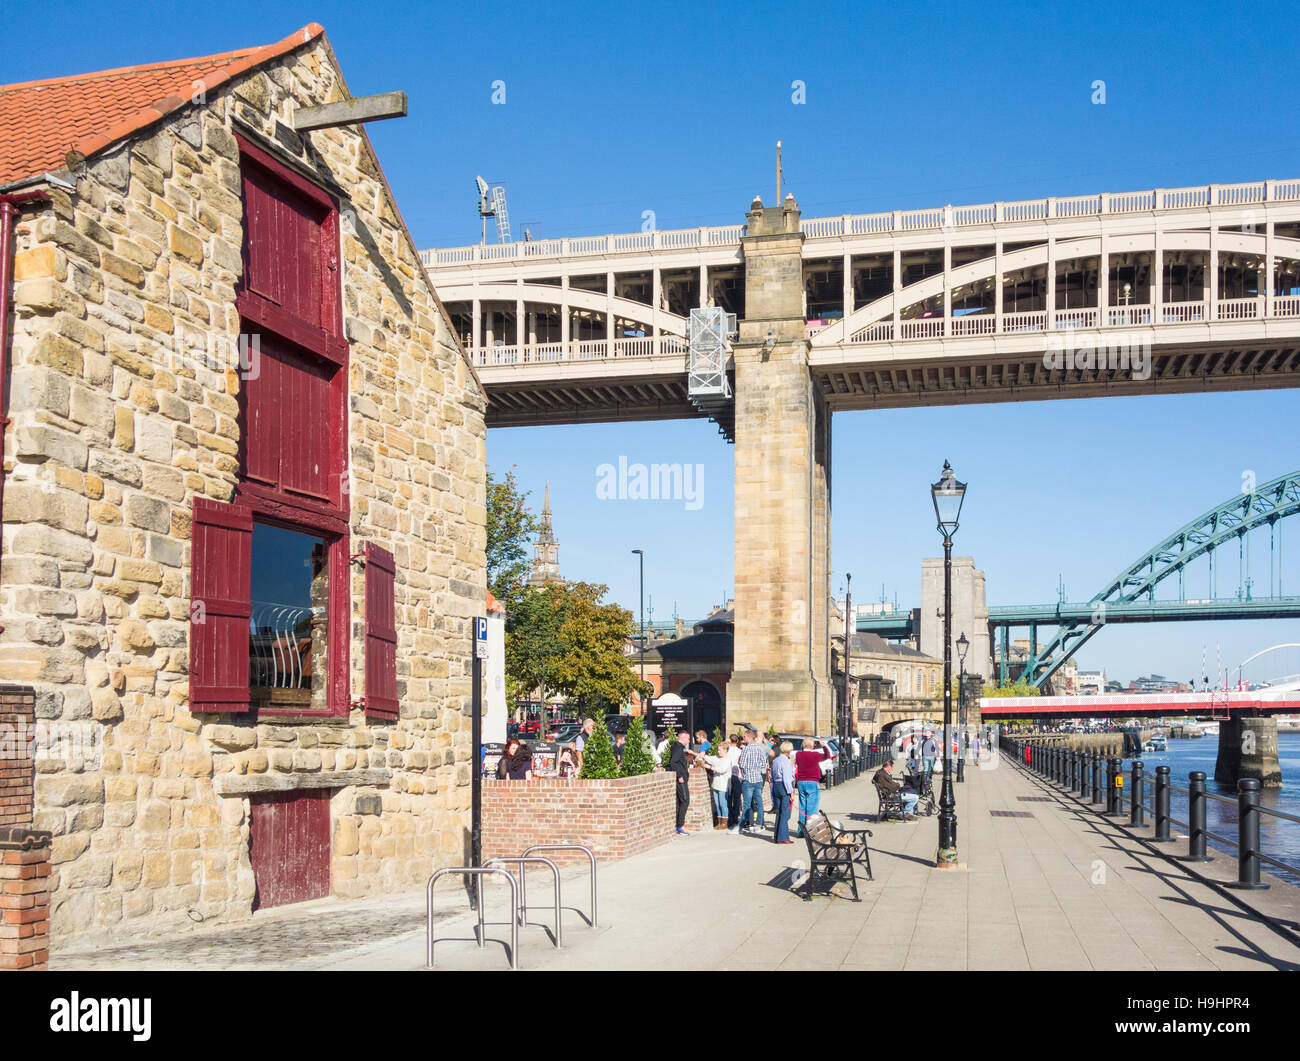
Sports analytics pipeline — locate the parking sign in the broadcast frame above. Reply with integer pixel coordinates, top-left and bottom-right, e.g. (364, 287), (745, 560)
(475, 616), (488, 659)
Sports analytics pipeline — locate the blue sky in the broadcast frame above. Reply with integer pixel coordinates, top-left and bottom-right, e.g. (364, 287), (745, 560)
(12, 0), (1299, 683)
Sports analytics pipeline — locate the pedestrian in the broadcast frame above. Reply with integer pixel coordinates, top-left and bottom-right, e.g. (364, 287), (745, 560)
(771, 741), (796, 844)
(557, 746), (578, 779)
(700, 743), (733, 830)
(726, 735), (744, 833)
(504, 741), (533, 781)
(921, 731), (938, 785)
(496, 738), (522, 780)
(613, 732), (627, 768)
(695, 729), (710, 754)
(670, 729), (694, 835)
(737, 729), (769, 833)
(575, 717), (595, 754)
(794, 738), (832, 836)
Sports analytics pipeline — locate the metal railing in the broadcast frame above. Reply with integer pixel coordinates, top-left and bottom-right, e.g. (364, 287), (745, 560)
(424, 180), (1300, 267)
(521, 844), (598, 928)
(427, 866), (518, 969)
(482, 856), (563, 948)
(1003, 737), (1300, 890)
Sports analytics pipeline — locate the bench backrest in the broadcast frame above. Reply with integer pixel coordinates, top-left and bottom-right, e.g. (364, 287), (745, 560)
(805, 814), (834, 844)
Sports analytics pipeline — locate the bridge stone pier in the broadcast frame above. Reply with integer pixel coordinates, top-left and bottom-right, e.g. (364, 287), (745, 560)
(1215, 716), (1283, 787)
(727, 196), (835, 733)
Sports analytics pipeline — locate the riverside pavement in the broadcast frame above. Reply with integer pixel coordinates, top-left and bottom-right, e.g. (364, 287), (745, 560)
(54, 753), (1300, 971)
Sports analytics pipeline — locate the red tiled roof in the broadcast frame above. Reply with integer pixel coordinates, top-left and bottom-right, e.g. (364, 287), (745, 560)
(0, 24), (323, 186)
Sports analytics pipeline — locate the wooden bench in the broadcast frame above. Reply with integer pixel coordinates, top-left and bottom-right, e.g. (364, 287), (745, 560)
(798, 812), (873, 901)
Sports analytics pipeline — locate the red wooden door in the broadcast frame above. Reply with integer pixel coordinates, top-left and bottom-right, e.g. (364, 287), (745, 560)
(249, 790), (331, 909)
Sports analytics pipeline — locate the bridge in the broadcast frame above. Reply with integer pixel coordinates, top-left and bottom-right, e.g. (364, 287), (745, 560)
(857, 469), (1300, 690)
(427, 179), (1300, 738)
(977, 687), (1300, 718)
(427, 178), (1300, 432)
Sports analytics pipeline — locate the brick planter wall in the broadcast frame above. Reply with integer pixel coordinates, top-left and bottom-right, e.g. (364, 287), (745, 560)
(483, 768), (714, 865)
(0, 687), (35, 829)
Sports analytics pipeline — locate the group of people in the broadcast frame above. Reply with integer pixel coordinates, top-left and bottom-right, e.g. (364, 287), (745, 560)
(495, 717), (626, 780)
(671, 727), (842, 843)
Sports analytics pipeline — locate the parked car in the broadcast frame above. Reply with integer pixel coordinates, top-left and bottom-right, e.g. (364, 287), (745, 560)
(603, 714), (631, 735)
(549, 724), (582, 746)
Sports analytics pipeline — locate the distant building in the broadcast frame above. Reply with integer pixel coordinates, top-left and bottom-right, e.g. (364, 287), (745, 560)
(1129, 674), (1189, 694)
(1076, 670), (1107, 696)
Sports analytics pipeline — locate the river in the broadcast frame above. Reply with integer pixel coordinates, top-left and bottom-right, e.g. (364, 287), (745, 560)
(1129, 730), (1300, 884)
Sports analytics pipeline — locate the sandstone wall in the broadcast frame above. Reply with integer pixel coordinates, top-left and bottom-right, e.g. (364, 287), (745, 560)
(0, 37), (486, 943)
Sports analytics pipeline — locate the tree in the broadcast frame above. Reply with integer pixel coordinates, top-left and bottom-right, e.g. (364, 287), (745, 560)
(552, 581), (647, 711)
(983, 678), (1041, 698)
(659, 726), (678, 770)
(503, 584), (565, 708)
(620, 716), (657, 776)
(710, 725), (724, 753)
(578, 717), (620, 779)
(486, 467), (540, 619)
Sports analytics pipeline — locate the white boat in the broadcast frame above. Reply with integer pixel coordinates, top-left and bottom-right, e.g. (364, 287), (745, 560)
(1143, 735), (1167, 752)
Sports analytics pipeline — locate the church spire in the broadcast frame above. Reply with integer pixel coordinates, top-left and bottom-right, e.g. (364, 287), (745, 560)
(528, 480), (564, 588)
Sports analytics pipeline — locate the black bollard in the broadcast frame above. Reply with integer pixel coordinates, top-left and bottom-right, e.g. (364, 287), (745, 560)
(1130, 761), (1145, 826)
(1107, 757), (1123, 816)
(1091, 754), (1102, 804)
(1074, 751), (1083, 795)
(1226, 778), (1270, 890)
(1152, 766), (1172, 842)
(1184, 771), (1213, 862)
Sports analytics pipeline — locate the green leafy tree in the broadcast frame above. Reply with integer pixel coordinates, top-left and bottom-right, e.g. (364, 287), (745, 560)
(983, 678), (1041, 698)
(487, 468), (540, 619)
(659, 726), (678, 770)
(503, 584), (566, 707)
(710, 725), (724, 754)
(620, 716), (656, 776)
(578, 717), (620, 779)
(552, 581), (647, 709)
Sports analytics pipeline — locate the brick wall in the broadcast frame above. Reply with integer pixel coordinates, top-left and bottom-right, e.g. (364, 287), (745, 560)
(0, 687), (35, 829)
(0, 831), (52, 969)
(483, 768), (714, 865)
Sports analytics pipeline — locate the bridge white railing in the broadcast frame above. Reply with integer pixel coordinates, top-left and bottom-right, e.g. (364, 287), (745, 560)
(423, 180), (1300, 269)
(470, 335), (688, 366)
(471, 293), (1300, 366)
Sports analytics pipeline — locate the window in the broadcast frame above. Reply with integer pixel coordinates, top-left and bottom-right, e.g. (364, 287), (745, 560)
(249, 523), (330, 712)
(190, 135), (394, 721)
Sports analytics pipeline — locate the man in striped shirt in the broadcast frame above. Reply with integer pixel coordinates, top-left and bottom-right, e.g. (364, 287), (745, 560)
(738, 729), (771, 833)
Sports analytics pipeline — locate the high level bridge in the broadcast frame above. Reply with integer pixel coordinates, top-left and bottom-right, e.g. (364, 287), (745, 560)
(424, 180), (1300, 736)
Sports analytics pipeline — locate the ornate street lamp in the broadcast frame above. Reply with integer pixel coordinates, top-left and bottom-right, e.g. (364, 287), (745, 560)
(632, 549), (648, 729)
(956, 631), (969, 782)
(931, 460), (966, 867)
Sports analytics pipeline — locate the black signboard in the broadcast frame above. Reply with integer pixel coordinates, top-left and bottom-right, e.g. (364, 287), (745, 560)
(530, 742), (558, 777)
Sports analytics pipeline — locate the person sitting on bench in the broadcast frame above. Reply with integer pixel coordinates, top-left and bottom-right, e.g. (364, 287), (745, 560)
(872, 759), (919, 821)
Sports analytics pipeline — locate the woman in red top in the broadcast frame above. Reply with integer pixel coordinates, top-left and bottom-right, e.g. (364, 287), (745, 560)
(793, 739), (832, 837)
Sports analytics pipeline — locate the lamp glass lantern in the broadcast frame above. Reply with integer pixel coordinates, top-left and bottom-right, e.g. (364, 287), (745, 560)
(931, 460), (967, 538)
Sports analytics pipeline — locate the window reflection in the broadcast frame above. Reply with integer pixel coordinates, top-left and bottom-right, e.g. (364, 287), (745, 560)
(249, 523), (329, 710)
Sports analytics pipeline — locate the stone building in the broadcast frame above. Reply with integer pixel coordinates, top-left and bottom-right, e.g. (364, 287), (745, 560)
(0, 24), (486, 943)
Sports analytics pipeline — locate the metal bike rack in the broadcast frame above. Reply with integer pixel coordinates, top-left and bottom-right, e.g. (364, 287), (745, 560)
(482, 856), (563, 949)
(427, 866), (519, 969)
(522, 843), (598, 928)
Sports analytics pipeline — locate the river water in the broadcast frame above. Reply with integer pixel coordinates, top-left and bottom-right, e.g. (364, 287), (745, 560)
(1125, 730), (1300, 883)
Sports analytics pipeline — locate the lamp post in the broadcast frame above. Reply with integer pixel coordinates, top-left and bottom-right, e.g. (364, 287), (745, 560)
(842, 573), (852, 743)
(931, 460), (967, 868)
(632, 549), (647, 728)
(956, 631), (969, 782)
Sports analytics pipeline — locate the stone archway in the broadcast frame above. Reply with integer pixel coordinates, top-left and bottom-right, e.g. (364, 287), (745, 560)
(680, 680), (723, 736)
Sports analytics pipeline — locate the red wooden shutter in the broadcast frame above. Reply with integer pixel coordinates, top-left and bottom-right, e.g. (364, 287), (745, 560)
(189, 498), (253, 713)
(364, 542), (399, 721)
